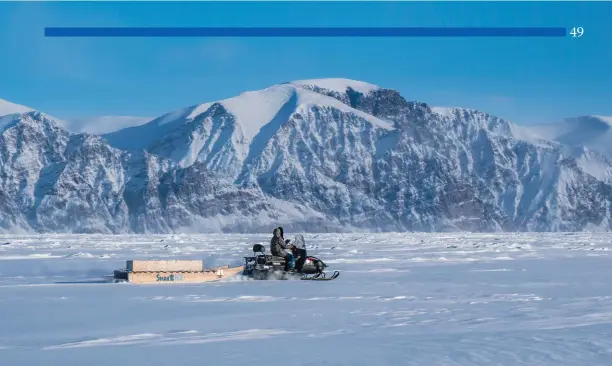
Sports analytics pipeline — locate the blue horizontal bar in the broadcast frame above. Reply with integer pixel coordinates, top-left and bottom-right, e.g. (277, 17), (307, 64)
(44, 27), (567, 38)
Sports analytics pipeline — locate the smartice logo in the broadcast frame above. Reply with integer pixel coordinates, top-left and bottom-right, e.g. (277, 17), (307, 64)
(156, 273), (185, 282)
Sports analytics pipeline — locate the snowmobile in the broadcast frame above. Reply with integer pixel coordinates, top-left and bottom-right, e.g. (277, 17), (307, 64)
(242, 235), (339, 281)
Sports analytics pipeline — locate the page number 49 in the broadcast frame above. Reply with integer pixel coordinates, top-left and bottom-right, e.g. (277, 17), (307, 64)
(570, 27), (584, 38)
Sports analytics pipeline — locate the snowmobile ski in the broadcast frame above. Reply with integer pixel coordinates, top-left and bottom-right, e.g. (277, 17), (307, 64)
(301, 271), (340, 281)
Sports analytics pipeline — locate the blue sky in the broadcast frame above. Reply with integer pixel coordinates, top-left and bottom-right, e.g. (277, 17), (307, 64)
(0, 1), (610, 125)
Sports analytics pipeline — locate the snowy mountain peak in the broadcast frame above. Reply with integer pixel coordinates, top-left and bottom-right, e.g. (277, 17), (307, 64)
(66, 115), (152, 135)
(290, 78), (381, 95)
(0, 98), (35, 117)
(564, 115), (612, 128)
(0, 110), (61, 133)
(590, 115), (612, 126)
(526, 115), (612, 157)
(105, 81), (395, 172)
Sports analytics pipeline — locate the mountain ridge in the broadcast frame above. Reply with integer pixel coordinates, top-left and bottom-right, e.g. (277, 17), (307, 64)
(2, 78), (612, 233)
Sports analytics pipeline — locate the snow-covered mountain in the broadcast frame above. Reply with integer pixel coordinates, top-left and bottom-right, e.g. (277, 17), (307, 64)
(527, 116), (612, 157)
(0, 98), (35, 116)
(0, 99), (150, 135)
(0, 111), (327, 233)
(515, 116), (612, 183)
(66, 116), (152, 135)
(2, 79), (612, 233)
(104, 80), (392, 178)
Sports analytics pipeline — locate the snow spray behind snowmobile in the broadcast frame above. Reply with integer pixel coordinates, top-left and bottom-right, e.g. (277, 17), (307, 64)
(242, 235), (339, 281)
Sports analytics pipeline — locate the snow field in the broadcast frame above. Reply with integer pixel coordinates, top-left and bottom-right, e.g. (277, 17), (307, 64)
(1, 232), (612, 365)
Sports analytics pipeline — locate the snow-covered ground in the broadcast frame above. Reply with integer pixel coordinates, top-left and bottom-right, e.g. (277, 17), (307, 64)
(1, 233), (612, 365)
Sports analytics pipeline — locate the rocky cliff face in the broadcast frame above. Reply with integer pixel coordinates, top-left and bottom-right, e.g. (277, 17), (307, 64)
(0, 112), (315, 233)
(2, 79), (611, 233)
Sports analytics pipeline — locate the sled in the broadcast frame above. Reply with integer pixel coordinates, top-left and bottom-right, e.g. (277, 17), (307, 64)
(112, 260), (242, 284)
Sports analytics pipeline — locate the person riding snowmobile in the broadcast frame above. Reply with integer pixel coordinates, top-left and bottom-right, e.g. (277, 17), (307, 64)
(270, 227), (295, 271)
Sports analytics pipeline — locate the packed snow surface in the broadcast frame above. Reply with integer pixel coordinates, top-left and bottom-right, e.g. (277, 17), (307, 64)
(1, 233), (612, 365)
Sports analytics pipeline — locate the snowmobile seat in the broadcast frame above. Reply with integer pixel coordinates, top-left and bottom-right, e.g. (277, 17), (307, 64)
(252, 244), (265, 254)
